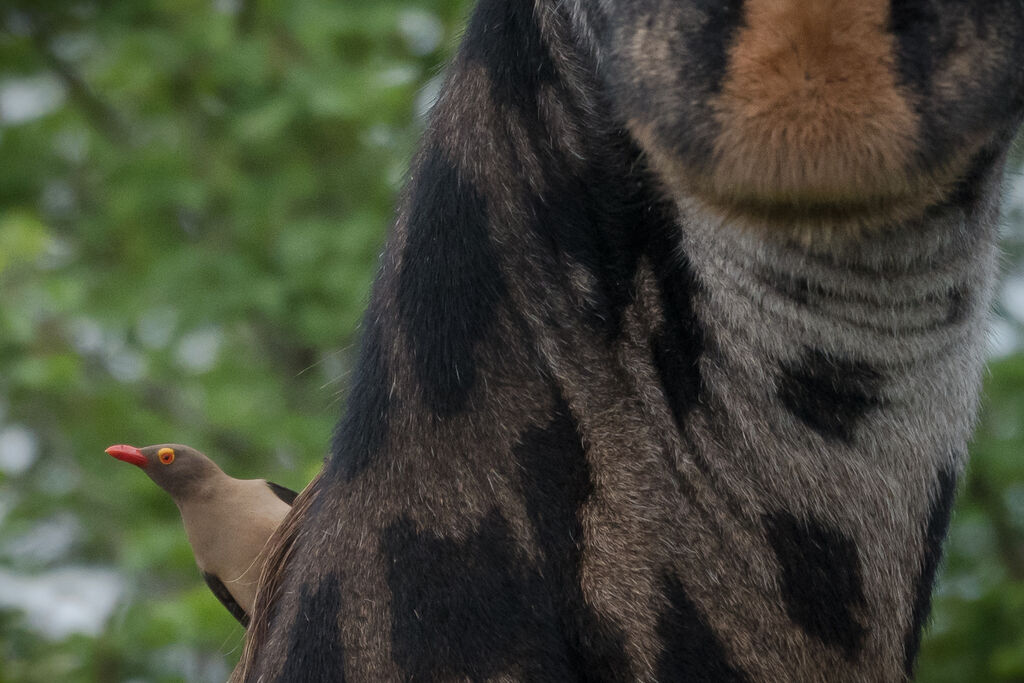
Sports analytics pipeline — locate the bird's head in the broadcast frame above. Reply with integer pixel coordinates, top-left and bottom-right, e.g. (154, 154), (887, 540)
(106, 443), (223, 501)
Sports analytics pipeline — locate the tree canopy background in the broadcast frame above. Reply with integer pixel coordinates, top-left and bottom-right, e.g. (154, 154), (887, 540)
(0, 2), (1022, 681)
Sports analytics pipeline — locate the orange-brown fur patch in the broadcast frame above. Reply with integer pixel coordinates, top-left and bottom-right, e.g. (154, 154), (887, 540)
(626, 0), (987, 233)
(710, 0), (918, 205)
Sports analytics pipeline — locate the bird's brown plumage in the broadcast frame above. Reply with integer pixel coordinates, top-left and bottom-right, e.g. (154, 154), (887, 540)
(106, 443), (296, 626)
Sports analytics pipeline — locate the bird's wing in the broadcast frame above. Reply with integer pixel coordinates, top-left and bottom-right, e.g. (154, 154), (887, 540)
(203, 571), (250, 627)
(265, 480), (298, 505)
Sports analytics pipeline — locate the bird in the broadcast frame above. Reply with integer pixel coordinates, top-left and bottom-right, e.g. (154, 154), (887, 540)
(105, 443), (297, 627)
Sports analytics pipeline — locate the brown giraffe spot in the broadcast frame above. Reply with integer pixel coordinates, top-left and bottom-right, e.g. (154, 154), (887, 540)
(708, 0), (919, 206)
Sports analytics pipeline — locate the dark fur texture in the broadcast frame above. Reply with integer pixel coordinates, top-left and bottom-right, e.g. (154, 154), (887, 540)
(233, 1), (1024, 681)
(764, 512), (867, 660)
(903, 466), (959, 678)
(656, 573), (751, 682)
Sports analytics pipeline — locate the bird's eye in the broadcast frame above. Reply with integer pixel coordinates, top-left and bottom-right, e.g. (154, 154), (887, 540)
(158, 448), (175, 465)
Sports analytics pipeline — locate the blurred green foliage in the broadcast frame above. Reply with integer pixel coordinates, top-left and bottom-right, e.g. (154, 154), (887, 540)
(0, 1), (1021, 681)
(0, 0), (470, 679)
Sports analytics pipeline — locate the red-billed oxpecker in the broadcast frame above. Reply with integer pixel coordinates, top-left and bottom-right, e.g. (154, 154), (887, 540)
(105, 443), (297, 627)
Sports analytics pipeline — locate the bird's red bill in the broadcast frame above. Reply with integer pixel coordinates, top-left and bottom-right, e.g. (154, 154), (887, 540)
(105, 444), (148, 468)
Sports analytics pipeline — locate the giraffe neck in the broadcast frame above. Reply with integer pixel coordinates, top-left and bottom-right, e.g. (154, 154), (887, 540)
(398, 5), (1010, 677)
(235, 1), (1020, 681)
(660, 192), (1003, 675)
(682, 189), (1001, 453)
(421, 0), (1005, 467)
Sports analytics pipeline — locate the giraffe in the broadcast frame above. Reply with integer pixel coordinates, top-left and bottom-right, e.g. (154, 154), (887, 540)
(233, 1), (1024, 680)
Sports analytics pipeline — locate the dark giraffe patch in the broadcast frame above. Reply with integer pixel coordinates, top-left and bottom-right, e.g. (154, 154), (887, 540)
(649, 230), (706, 430)
(328, 317), (392, 481)
(523, 135), (675, 342)
(942, 143), (1004, 212)
(656, 572), (751, 682)
(381, 509), (572, 681)
(514, 396), (591, 570)
(889, 1), (941, 98)
(276, 573), (345, 682)
(777, 348), (885, 444)
(893, 2), (1024, 170)
(466, 0), (678, 342)
(462, 0), (556, 128)
(513, 393), (633, 680)
(527, 153), (678, 342)
(613, 0), (747, 167)
(396, 148), (507, 418)
(774, 275), (814, 306)
(764, 512), (867, 660)
(950, 3), (1024, 131)
(945, 286), (969, 326)
(903, 466), (958, 677)
(678, 0), (748, 95)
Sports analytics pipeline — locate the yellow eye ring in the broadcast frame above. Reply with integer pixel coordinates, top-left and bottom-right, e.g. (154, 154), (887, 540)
(158, 448), (175, 465)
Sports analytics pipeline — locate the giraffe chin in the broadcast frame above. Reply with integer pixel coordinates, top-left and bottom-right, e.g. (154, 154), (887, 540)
(609, 0), (1023, 234)
(636, 124), (981, 237)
